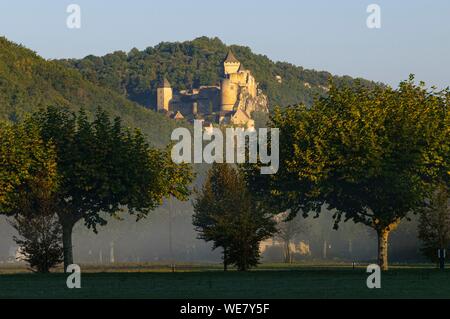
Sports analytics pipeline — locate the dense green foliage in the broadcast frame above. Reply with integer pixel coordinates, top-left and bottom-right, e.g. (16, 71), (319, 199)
(0, 120), (57, 214)
(31, 107), (193, 269)
(0, 119), (62, 272)
(0, 37), (182, 148)
(60, 37), (378, 109)
(243, 78), (450, 270)
(193, 164), (276, 271)
(0, 36), (196, 269)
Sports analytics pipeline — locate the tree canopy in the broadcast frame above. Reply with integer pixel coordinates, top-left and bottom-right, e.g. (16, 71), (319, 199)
(4, 106), (194, 270)
(0, 120), (57, 215)
(243, 77), (450, 270)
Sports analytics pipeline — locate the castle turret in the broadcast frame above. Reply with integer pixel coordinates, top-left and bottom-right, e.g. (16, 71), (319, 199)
(157, 77), (172, 112)
(221, 78), (238, 112)
(223, 51), (241, 76)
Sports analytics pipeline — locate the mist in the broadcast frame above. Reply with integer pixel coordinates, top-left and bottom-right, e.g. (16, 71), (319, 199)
(0, 198), (424, 265)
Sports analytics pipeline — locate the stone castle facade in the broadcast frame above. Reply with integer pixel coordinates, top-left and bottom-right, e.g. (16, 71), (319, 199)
(156, 51), (269, 127)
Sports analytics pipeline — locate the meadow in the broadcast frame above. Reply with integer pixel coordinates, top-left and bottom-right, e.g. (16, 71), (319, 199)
(0, 263), (448, 299)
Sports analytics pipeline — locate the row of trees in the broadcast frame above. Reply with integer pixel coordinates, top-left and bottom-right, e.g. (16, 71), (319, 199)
(1, 77), (448, 272)
(0, 107), (193, 272)
(240, 77), (449, 271)
(192, 78), (449, 271)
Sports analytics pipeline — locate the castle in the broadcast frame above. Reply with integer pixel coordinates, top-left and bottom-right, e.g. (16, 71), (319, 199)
(157, 51), (269, 127)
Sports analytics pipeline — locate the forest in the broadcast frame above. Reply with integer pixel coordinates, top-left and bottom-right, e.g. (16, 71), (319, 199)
(59, 37), (379, 109)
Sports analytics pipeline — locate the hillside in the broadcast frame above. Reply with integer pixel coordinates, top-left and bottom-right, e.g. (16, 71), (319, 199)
(60, 37), (379, 109)
(0, 37), (182, 147)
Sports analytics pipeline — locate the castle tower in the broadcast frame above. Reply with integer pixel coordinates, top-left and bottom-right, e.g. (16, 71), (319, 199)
(221, 51), (240, 112)
(223, 51), (241, 76)
(221, 79), (238, 112)
(157, 77), (173, 112)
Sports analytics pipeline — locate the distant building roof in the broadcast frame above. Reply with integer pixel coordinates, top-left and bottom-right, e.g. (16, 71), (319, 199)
(224, 51), (240, 64)
(171, 111), (184, 120)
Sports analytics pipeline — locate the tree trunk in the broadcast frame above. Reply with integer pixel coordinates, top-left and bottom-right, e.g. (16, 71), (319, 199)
(62, 221), (75, 272)
(223, 248), (228, 272)
(284, 241), (291, 264)
(284, 241), (289, 264)
(377, 228), (390, 271)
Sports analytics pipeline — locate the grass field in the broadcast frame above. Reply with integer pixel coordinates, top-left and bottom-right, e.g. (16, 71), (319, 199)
(0, 263), (449, 299)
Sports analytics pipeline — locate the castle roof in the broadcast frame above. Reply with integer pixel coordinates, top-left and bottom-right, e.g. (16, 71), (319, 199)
(224, 51), (240, 64)
(159, 77), (171, 88)
(238, 64), (247, 72)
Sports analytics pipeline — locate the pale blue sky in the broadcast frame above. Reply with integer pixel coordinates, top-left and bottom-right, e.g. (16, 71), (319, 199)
(0, 0), (449, 88)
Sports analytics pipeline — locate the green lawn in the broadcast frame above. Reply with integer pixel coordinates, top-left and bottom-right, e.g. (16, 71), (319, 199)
(0, 265), (449, 299)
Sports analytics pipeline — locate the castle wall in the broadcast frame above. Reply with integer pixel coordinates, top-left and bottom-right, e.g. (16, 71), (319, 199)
(228, 71), (257, 98)
(170, 86), (221, 116)
(198, 87), (221, 113)
(224, 62), (240, 75)
(247, 75), (257, 97)
(229, 72), (248, 86)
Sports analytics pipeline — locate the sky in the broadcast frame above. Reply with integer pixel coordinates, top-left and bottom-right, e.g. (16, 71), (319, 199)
(0, 0), (449, 88)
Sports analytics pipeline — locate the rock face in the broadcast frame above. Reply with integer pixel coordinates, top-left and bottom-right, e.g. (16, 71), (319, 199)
(238, 89), (270, 115)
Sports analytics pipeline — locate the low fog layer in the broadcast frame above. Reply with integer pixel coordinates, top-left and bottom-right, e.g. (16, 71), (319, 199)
(0, 199), (423, 265)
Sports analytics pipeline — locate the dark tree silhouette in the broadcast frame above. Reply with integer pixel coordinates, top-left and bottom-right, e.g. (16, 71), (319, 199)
(193, 164), (276, 271)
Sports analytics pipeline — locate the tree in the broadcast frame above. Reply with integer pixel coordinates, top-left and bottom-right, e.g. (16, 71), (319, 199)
(193, 164), (276, 271)
(10, 213), (63, 273)
(33, 106), (193, 270)
(274, 213), (309, 263)
(4, 122), (63, 273)
(418, 184), (450, 263)
(0, 120), (62, 273)
(0, 120), (57, 215)
(243, 77), (450, 270)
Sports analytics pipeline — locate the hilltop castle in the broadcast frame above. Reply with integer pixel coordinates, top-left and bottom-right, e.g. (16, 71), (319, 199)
(157, 51), (269, 127)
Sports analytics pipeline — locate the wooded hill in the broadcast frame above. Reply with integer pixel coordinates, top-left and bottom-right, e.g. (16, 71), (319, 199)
(60, 37), (379, 109)
(0, 37), (182, 147)
(1, 36), (379, 145)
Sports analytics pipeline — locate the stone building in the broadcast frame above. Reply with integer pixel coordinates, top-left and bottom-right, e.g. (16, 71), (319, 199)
(156, 77), (173, 112)
(156, 51), (268, 127)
